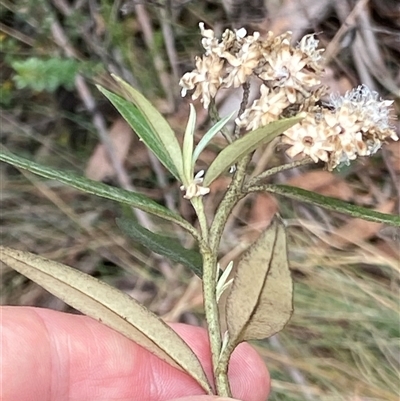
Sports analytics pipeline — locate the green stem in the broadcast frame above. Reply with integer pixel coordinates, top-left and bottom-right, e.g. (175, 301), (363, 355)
(245, 157), (314, 188)
(216, 339), (236, 387)
(191, 197), (209, 243)
(202, 154), (251, 397)
(201, 249), (229, 395)
(209, 155), (250, 251)
(208, 160), (312, 385)
(190, 187), (230, 395)
(200, 95), (254, 395)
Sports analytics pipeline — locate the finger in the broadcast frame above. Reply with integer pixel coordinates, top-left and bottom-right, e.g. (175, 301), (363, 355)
(1, 306), (270, 401)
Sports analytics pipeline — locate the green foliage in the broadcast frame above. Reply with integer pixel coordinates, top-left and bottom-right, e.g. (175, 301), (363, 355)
(0, 151), (197, 237)
(203, 115), (304, 187)
(264, 185), (400, 226)
(0, 81), (13, 107)
(11, 57), (79, 92)
(192, 112), (235, 165)
(97, 85), (181, 179)
(116, 218), (203, 278)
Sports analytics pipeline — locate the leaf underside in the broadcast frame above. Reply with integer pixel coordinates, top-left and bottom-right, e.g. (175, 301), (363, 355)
(0, 246), (212, 394)
(226, 217), (293, 346)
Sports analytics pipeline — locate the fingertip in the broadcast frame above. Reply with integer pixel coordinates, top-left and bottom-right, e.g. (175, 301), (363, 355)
(170, 323), (270, 401)
(229, 342), (270, 401)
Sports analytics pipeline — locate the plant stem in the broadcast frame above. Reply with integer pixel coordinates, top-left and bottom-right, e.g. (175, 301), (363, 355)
(191, 194), (225, 394)
(207, 161), (311, 386)
(191, 197), (209, 243)
(216, 339), (236, 386)
(209, 155), (250, 251)
(233, 82), (250, 138)
(201, 90), (254, 394)
(201, 154), (251, 397)
(245, 157), (314, 188)
(201, 249), (227, 394)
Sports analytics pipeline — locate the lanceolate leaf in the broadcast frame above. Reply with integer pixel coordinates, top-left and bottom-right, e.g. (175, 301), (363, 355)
(182, 104), (196, 185)
(259, 184), (400, 227)
(116, 218), (203, 278)
(0, 246), (212, 394)
(203, 115), (304, 187)
(192, 112), (235, 164)
(97, 86), (180, 179)
(0, 151), (196, 235)
(226, 217), (293, 347)
(111, 75), (184, 180)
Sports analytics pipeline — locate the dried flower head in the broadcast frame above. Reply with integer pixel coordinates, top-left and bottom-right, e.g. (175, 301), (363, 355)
(257, 42), (322, 104)
(236, 85), (289, 131)
(297, 34), (325, 71)
(282, 110), (336, 163)
(180, 53), (224, 109)
(222, 39), (262, 88)
(179, 24), (398, 178)
(282, 85), (398, 170)
(180, 23), (325, 110)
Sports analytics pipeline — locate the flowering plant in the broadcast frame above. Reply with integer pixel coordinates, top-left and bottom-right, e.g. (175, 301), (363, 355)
(1, 23), (398, 399)
(180, 23), (397, 171)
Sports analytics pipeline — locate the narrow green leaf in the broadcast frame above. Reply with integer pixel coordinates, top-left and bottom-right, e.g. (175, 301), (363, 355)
(182, 104), (196, 185)
(116, 218), (203, 278)
(226, 218), (293, 347)
(111, 75), (184, 180)
(192, 111), (235, 163)
(263, 184), (400, 226)
(97, 86), (179, 179)
(203, 115), (304, 187)
(0, 246), (212, 394)
(0, 151), (195, 233)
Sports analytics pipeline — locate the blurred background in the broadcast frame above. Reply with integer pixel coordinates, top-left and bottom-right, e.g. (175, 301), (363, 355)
(1, 1), (399, 400)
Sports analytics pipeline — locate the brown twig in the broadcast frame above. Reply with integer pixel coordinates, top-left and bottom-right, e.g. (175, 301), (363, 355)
(134, 2), (176, 109)
(233, 81), (250, 138)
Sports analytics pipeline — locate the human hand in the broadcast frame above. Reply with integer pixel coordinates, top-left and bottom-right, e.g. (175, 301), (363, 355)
(1, 306), (270, 401)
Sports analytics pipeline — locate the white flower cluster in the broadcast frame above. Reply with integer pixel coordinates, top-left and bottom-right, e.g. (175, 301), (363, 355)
(282, 85), (398, 169)
(180, 23), (398, 170)
(180, 23), (322, 110)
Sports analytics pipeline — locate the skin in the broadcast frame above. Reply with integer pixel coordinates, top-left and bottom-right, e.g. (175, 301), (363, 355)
(1, 306), (270, 401)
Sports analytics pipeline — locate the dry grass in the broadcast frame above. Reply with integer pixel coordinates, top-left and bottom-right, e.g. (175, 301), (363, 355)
(1, 1), (399, 400)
